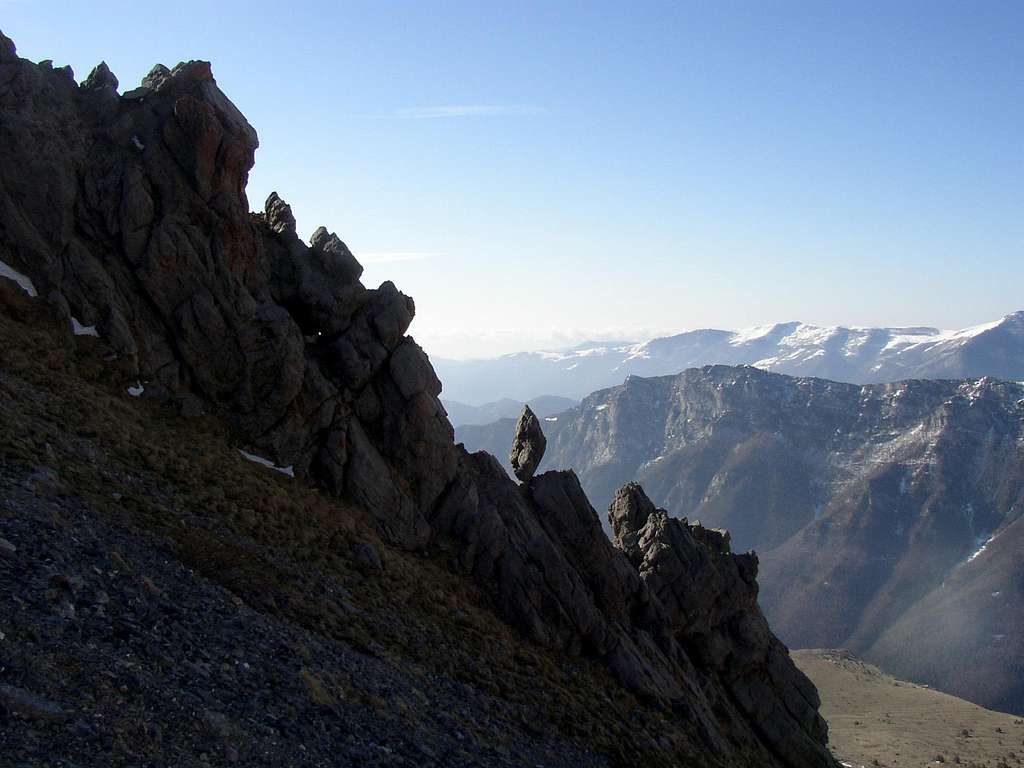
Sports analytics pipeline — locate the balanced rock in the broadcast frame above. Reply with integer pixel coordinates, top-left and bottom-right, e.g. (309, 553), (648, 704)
(509, 405), (546, 481)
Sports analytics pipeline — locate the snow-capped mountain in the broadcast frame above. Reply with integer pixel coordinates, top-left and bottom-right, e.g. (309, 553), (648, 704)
(434, 312), (1024, 404)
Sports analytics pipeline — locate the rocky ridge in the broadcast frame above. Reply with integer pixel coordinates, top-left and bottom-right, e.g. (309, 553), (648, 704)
(458, 364), (1024, 713)
(0, 32), (832, 766)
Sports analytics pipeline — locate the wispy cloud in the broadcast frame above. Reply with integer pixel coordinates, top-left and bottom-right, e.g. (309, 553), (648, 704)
(394, 105), (546, 119)
(358, 251), (441, 264)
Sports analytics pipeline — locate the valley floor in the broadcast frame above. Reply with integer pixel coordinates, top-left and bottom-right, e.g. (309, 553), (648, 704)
(794, 650), (1024, 768)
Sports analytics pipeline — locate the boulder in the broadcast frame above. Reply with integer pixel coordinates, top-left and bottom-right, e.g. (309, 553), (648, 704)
(509, 405), (546, 481)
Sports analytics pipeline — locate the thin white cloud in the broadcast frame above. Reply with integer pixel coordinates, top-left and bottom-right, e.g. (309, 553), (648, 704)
(394, 105), (546, 119)
(358, 251), (441, 264)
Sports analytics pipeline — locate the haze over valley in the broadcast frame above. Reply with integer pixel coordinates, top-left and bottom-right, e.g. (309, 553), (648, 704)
(438, 311), (1024, 406)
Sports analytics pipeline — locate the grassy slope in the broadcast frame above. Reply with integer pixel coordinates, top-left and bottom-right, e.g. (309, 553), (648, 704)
(0, 281), (731, 767)
(793, 650), (1024, 768)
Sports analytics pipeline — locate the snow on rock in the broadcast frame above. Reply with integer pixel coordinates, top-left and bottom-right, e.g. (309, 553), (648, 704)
(126, 382), (145, 397)
(966, 532), (997, 564)
(730, 323), (780, 346)
(71, 317), (99, 336)
(238, 449), (294, 478)
(0, 259), (38, 297)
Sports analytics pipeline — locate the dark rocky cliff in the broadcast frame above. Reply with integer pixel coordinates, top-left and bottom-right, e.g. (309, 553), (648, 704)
(0, 32), (833, 766)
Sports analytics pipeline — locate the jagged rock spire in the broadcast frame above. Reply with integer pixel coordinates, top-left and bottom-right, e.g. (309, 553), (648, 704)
(509, 404), (546, 481)
(309, 227), (364, 283)
(264, 191), (296, 234)
(82, 61), (118, 92)
(608, 481), (657, 562)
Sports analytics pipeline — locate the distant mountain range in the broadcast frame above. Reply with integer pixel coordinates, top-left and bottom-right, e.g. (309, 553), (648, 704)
(457, 365), (1024, 715)
(435, 312), (1024, 404)
(442, 395), (577, 427)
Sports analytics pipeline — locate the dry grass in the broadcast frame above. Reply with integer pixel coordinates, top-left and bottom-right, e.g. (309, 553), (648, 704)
(794, 649), (1024, 768)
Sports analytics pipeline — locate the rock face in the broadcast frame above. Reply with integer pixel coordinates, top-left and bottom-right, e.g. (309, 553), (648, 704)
(509, 404), (546, 481)
(0, 34), (834, 766)
(609, 483), (829, 761)
(0, 35), (455, 551)
(458, 364), (1024, 713)
(433, 455), (833, 765)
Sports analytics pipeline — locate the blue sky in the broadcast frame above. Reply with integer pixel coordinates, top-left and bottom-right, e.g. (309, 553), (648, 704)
(4, 1), (1022, 358)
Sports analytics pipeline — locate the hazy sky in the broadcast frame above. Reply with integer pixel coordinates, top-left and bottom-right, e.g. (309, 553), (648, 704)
(4, 2), (1022, 358)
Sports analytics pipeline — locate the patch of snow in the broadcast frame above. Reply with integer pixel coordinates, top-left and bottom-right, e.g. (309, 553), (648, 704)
(238, 449), (294, 478)
(780, 324), (841, 348)
(71, 317), (99, 336)
(730, 323), (778, 345)
(841, 332), (871, 357)
(966, 532), (996, 564)
(949, 318), (1003, 340)
(572, 346), (612, 358)
(992, 591), (1001, 597)
(622, 341), (651, 361)
(882, 319), (1001, 354)
(544, 416), (558, 422)
(0, 259), (38, 297)
(126, 382), (145, 397)
(132, 135), (145, 150)
(595, 404), (608, 411)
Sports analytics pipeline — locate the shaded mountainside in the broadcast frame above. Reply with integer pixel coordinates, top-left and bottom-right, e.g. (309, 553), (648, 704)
(0, 33), (833, 767)
(442, 394), (576, 427)
(434, 313), (1024, 404)
(458, 366), (1024, 713)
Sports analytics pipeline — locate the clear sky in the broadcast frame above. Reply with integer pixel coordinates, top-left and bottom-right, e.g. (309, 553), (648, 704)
(4, 1), (1022, 358)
